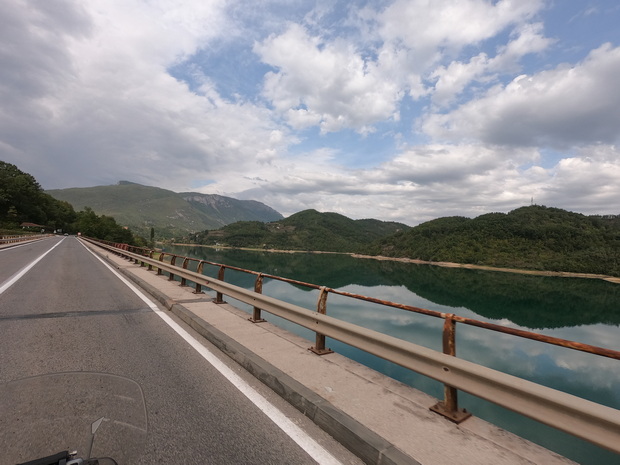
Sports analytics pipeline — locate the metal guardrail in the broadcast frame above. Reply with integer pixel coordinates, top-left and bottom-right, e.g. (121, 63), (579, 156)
(86, 238), (620, 454)
(0, 234), (49, 246)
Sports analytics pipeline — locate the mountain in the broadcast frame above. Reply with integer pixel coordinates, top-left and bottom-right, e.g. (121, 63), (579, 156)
(192, 209), (410, 253)
(47, 181), (282, 239)
(181, 192), (282, 225)
(366, 205), (620, 276)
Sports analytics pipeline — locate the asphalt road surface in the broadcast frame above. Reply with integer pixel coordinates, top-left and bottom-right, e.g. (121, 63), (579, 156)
(0, 237), (362, 465)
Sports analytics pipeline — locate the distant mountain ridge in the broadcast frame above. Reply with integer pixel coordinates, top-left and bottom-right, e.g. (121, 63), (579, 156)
(192, 209), (410, 252)
(181, 192), (282, 225)
(47, 181), (282, 238)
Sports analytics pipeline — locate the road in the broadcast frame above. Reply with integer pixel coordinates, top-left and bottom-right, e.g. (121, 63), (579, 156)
(0, 237), (361, 464)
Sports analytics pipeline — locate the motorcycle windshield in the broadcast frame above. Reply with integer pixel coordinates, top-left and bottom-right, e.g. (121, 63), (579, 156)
(0, 372), (148, 465)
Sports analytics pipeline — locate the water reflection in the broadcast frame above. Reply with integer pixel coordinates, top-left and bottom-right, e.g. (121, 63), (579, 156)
(169, 245), (620, 465)
(172, 246), (620, 329)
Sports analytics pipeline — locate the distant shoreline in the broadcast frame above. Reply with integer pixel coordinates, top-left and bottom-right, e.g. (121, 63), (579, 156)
(351, 254), (620, 284)
(171, 243), (620, 284)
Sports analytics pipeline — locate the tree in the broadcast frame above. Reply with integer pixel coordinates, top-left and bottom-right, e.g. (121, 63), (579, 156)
(0, 160), (77, 229)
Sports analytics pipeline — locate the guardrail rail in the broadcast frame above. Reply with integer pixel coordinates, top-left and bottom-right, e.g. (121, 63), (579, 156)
(0, 234), (50, 246)
(85, 237), (620, 455)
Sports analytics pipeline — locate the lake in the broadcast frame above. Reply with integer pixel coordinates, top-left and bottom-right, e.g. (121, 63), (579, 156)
(168, 245), (620, 465)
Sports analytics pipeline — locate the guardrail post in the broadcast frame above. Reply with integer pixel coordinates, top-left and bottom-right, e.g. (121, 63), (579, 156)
(309, 287), (334, 355)
(249, 273), (267, 323)
(157, 253), (164, 275)
(194, 261), (205, 294)
(430, 314), (472, 423)
(180, 258), (189, 286)
(168, 255), (177, 281)
(130, 247), (139, 264)
(213, 266), (226, 304)
(138, 248), (146, 267)
(147, 251), (154, 271)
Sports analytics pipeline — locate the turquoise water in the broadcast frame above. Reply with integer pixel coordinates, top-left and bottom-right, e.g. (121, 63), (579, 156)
(169, 245), (620, 465)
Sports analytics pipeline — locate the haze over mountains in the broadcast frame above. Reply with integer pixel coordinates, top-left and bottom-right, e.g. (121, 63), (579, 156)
(47, 181), (282, 238)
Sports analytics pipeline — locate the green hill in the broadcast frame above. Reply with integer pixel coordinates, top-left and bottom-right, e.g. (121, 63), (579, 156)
(367, 205), (620, 276)
(47, 182), (282, 239)
(1, 161), (143, 244)
(192, 209), (409, 252)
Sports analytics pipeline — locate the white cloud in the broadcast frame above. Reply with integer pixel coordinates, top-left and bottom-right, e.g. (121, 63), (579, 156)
(2, 0), (620, 228)
(536, 145), (620, 210)
(376, 0), (544, 70)
(422, 43), (620, 148)
(255, 0), (549, 134)
(255, 23), (401, 134)
(206, 143), (545, 224)
(430, 53), (491, 107)
(429, 22), (553, 108)
(493, 22), (553, 69)
(0, 0), (292, 191)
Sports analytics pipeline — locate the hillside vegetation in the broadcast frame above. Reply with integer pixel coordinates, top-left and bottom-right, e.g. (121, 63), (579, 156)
(1, 161), (74, 232)
(1, 161), (143, 245)
(366, 206), (620, 276)
(47, 182), (282, 239)
(191, 209), (410, 253)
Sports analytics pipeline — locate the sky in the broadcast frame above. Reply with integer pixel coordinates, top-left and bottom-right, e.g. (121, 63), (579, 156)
(2, 0), (620, 225)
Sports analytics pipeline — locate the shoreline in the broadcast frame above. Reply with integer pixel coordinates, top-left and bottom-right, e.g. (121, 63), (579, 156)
(351, 254), (620, 284)
(171, 243), (620, 284)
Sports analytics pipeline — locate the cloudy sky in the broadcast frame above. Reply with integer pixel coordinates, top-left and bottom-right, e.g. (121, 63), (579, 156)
(2, 0), (619, 225)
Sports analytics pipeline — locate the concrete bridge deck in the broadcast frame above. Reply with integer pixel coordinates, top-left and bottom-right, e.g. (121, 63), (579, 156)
(85, 239), (577, 465)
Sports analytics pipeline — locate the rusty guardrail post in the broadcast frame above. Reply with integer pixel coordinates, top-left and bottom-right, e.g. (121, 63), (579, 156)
(131, 247), (140, 264)
(249, 273), (267, 323)
(157, 253), (165, 275)
(194, 261), (205, 294)
(213, 265), (226, 304)
(168, 255), (177, 281)
(147, 251), (154, 271)
(180, 258), (189, 286)
(137, 248), (146, 267)
(430, 314), (472, 423)
(309, 286), (334, 355)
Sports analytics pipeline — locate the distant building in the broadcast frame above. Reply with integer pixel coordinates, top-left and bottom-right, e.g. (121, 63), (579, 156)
(20, 222), (46, 229)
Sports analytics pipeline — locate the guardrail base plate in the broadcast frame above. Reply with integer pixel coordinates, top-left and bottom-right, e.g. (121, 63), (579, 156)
(308, 346), (334, 356)
(430, 401), (472, 424)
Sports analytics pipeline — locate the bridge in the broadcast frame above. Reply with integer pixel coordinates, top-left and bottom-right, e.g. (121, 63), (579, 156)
(1, 235), (618, 464)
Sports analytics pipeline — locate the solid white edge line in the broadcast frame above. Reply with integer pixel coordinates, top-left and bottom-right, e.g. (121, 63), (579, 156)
(80, 240), (344, 465)
(0, 237), (65, 296)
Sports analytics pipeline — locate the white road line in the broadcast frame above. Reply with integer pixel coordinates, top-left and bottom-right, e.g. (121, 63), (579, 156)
(0, 238), (65, 296)
(80, 241), (344, 465)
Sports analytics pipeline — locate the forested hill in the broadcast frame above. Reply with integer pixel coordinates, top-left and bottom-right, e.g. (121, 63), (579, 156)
(366, 206), (620, 276)
(192, 209), (409, 252)
(48, 182), (282, 239)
